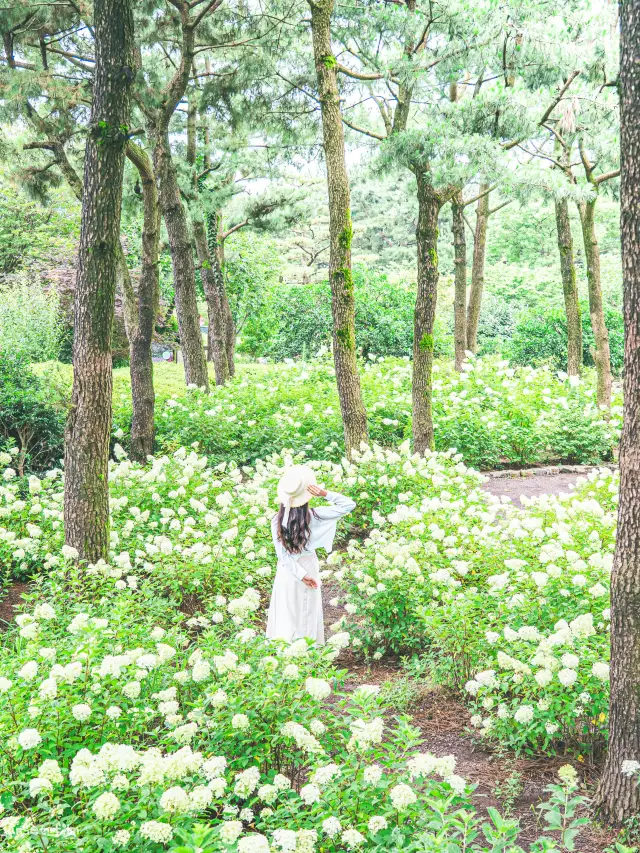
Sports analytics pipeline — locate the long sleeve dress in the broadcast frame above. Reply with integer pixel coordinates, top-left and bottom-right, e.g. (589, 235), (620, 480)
(266, 491), (356, 645)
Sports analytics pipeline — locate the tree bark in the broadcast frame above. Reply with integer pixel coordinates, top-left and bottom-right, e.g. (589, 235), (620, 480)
(452, 191), (467, 371)
(466, 184), (490, 353)
(594, 0), (640, 824)
(308, 0), (368, 457)
(413, 173), (451, 455)
(207, 212), (236, 376)
(554, 197), (583, 376)
(221, 283), (236, 376)
(152, 127), (209, 391)
(193, 218), (229, 384)
(124, 141), (159, 460)
(64, 0), (134, 563)
(578, 197), (612, 408)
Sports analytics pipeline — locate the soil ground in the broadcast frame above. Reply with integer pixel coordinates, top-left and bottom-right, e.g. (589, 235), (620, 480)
(0, 581), (29, 629)
(481, 472), (581, 504)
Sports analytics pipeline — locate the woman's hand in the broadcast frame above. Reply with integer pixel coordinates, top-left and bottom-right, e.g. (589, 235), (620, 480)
(302, 575), (318, 589)
(307, 484), (327, 498)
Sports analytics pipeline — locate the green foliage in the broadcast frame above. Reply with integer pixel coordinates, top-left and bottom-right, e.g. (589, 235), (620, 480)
(0, 275), (64, 363)
(474, 296), (519, 356)
(508, 305), (624, 375)
(105, 355), (622, 473)
(224, 231), (284, 345)
(0, 175), (79, 275)
(238, 267), (431, 361)
(0, 441), (606, 852)
(0, 351), (65, 477)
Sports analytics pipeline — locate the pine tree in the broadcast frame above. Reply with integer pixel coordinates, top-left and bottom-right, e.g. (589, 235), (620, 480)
(306, 0), (368, 457)
(123, 141), (160, 460)
(594, 0), (640, 823)
(133, 2), (222, 392)
(64, 0), (135, 562)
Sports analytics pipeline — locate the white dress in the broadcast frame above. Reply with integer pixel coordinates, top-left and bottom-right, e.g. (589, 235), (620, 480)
(266, 491), (356, 645)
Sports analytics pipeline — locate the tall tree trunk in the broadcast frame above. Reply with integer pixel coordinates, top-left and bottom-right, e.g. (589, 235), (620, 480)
(124, 141), (159, 460)
(152, 128), (209, 391)
(466, 184), (490, 353)
(452, 191), (467, 371)
(578, 198), (612, 408)
(193, 218), (229, 385)
(308, 0), (368, 457)
(413, 173), (446, 455)
(554, 197), (583, 376)
(185, 96), (229, 386)
(221, 280), (236, 377)
(594, 2), (640, 822)
(64, 0), (134, 563)
(207, 212), (235, 376)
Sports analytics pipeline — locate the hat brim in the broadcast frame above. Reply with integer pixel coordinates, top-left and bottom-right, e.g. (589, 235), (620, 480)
(277, 465), (317, 509)
(286, 488), (313, 508)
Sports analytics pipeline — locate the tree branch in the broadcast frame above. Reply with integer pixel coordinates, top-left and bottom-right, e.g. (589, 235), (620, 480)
(341, 115), (384, 140)
(503, 69), (581, 150)
(462, 183), (496, 208)
(596, 168), (620, 185)
(336, 61), (384, 82)
(220, 219), (249, 241)
(488, 199), (512, 216)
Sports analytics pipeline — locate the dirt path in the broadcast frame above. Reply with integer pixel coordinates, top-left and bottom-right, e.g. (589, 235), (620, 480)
(481, 472), (581, 504)
(0, 582), (29, 630)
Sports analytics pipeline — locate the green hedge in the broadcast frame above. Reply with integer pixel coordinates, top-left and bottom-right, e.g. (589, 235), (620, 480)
(507, 303), (624, 374)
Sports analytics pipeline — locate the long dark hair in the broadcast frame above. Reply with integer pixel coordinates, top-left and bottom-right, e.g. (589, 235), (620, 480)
(277, 503), (317, 554)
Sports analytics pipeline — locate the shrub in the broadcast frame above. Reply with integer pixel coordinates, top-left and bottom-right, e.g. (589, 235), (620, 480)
(507, 304), (624, 375)
(109, 356), (620, 471)
(0, 176), (79, 275)
(0, 351), (65, 475)
(0, 275), (63, 364)
(236, 267), (452, 361)
(0, 440), (604, 852)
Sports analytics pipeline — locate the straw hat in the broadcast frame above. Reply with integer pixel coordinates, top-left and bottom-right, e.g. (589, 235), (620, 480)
(277, 465), (316, 526)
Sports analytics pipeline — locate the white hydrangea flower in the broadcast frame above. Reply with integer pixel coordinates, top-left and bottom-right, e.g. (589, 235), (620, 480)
(112, 829), (131, 848)
(220, 821), (243, 844)
(92, 792), (120, 820)
(159, 785), (190, 814)
(305, 677), (332, 700)
(72, 704), (92, 722)
(140, 821), (173, 843)
(38, 759), (63, 783)
(29, 777), (53, 796)
(18, 728), (42, 749)
(237, 834), (270, 853)
(299, 783), (321, 804)
(558, 668), (578, 688)
(368, 816), (388, 833)
(389, 783), (416, 810)
(232, 713), (249, 731)
(322, 817), (342, 837)
(341, 828), (365, 848)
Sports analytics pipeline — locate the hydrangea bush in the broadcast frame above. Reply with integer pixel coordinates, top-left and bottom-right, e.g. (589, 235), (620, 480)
(0, 441), (622, 851)
(332, 453), (616, 758)
(107, 355), (621, 471)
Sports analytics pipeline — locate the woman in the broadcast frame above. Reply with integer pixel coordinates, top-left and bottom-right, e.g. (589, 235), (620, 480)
(266, 464), (355, 645)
